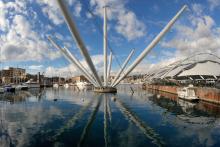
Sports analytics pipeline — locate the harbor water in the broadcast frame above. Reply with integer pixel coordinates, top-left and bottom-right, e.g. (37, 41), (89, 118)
(1, 85), (220, 147)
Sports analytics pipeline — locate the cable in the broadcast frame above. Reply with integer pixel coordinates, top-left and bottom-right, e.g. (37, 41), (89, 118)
(81, 0), (131, 76)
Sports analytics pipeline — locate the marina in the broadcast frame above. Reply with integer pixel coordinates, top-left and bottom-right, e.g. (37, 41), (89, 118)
(1, 85), (220, 146)
(0, 0), (220, 146)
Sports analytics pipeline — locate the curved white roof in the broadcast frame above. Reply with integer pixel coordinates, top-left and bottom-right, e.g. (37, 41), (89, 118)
(178, 61), (220, 77)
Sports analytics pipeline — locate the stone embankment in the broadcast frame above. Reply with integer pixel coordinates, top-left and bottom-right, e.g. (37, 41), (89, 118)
(143, 84), (220, 104)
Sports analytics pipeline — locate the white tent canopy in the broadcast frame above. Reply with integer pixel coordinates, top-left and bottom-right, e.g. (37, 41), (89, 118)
(178, 61), (220, 77)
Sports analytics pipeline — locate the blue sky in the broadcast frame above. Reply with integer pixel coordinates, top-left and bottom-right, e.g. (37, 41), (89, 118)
(0, 0), (220, 77)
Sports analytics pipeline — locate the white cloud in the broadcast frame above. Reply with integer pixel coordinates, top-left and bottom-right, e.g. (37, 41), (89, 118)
(191, 3), (203, 16)
(161, 6), (220, 59)
(208, 0), (220, 10)
(89, 0), (147, 41)
(29, 65), (44, 70)
(0, 0), (62, 62)
(116, 11), (146, 41)
(35, 0), (63, 25)
(45, 54), (107, 77)
(36, 0), (82, 25)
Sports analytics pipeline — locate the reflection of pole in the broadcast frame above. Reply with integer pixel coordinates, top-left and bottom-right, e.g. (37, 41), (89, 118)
(50, 98), (94, 141)
(78, 96), (102, 147)
(56, 0), (103, 87)
(107, 96), (112, 122)
(48, 36), (98, 87)
(104, 95), (108, 147)
(115, 98), (165, 146)
(111, 49), (135, 86)
(103, 6), (108, 87)
(107, 52), (112, 86)
(113, 5), (187, 87)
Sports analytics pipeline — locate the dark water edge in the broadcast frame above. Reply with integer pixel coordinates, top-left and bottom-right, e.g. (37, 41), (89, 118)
(1, 85), (220, 147)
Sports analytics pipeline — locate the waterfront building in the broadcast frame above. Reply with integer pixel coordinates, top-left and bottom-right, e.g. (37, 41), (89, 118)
(71, 75), (89, 84)
(0, 67), (26, 84)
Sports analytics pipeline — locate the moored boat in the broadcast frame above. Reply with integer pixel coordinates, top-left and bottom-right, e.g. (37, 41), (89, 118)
(177, 85), (199, 102)
(64, 83), (69, 88)
(0, 87), (4, 93)
(25, 80), (40, 88)
(13, 85), (29, 90)
(4, 85), (15, 93)
(53, 83), (59, 88)
(76, 82), (92, 90)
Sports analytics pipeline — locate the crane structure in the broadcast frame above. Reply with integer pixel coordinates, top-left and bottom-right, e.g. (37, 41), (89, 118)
(48, 0), (187, 93)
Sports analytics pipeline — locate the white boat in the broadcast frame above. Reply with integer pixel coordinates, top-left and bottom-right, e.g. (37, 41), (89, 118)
(25, 80), (40, 88)
(53, 83), (59, 88)
(177, 98), (196, 114)
(64, 83), (69, 88)
(76, 82), (92, 90)
(177, 85), (199, 102)
(13, 85), (28, 90)
(0, 87), (4, 93)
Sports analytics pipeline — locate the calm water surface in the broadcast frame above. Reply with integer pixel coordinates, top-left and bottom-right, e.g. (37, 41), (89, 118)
(1, 85), (220, 147)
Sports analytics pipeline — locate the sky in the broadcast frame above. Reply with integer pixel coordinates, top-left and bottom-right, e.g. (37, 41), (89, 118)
(0, 0), (220, 77)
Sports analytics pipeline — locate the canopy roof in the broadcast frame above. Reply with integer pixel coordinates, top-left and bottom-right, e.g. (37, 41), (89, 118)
(178, 60), (220, 77)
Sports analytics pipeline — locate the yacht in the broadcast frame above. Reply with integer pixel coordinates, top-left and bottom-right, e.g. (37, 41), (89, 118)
(25, 79), (40, 88)
(76, 81), (92, 90)
(53, 83), (59, 88)
(64, 83), (69, 88)
(4, 85), (15, 92)
(14, 84), (28, 90)
(177, 85), (199, 102)
(0, 87), (4, 93)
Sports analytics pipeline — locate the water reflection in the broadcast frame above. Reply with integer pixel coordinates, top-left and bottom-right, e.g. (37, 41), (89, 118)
(50, 97), (94, 141)
(114, 97), (165, 146)
(78, 95), (102, 147)
(1, 86), (220, 147)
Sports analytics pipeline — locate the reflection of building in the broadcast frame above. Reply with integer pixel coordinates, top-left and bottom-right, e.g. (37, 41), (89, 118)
(1, 67), (26, 84)
(71, 75), (89, 83)
(51, 77), (65, 84)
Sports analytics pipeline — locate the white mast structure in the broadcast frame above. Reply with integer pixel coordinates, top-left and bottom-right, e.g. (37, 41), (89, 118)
(51, 0), (187, 92)
(103, 6), (108, 87)
(106, 52), (112, 85)
(56, 0), (102, 87)
(111, 49), (135, 86)
(48, 36), (99, 87)
(112, 5), (187, 87)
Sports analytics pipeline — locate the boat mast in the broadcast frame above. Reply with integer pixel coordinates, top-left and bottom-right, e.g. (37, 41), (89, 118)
(103, 6), (108, 87)
(112, 5), (187, 87)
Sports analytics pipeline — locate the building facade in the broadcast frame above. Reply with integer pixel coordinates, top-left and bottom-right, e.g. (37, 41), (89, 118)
(71, 75), (89, 83)
(1, 67), (26, 84)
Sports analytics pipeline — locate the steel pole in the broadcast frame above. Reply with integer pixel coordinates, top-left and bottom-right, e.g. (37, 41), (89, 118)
(103, 6), (108, 87)
(63, 47), (99, 86)
(112, 5), (187, 87)
(111, 49), (135, 86)
(106, 52), (112, 86)
(48, 36), (98, 87)
(56, 0), (102, 87)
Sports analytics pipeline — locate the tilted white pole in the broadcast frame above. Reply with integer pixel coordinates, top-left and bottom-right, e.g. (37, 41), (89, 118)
(111, 49), (135, 87)
(112, 5), (187, 87)
(63, 47), (100, 87)
(47, 36), (98, 87)
(106, 52), (112, 86)
(103, 6), (108, 86)
(56, 0), (103, 87)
